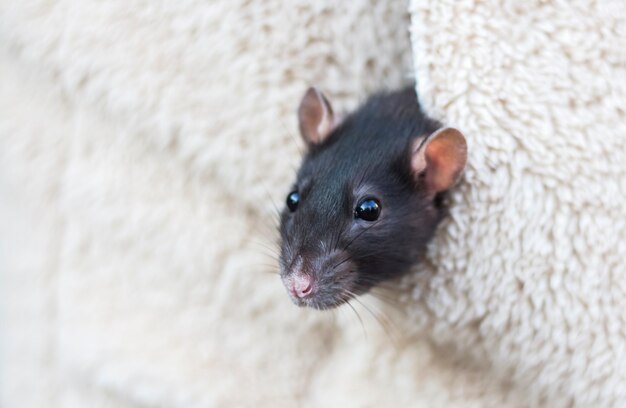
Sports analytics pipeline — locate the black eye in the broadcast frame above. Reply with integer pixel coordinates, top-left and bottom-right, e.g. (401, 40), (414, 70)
(286, 191), (300, 212)
(355, 198), (381, 221)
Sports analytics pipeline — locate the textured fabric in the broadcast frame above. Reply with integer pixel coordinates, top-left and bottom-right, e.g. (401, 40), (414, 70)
(406, 0), (626, 406)
(1, 0), (625, 407)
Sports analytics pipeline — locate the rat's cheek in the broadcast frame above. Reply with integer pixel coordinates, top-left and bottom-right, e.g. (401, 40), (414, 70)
(277, 231), (301, 267)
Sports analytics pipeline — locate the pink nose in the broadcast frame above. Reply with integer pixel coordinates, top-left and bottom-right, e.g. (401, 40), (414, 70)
(290, 273), (314, 298)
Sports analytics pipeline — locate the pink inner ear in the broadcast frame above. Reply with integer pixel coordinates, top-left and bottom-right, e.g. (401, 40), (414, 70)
(298, 87), (336, 145)
(410, 137), (429, 175)
(426, 138), (459, 192)
(412, 127), (467, 193)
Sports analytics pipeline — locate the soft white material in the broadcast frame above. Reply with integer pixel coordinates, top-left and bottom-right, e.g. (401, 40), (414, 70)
(0, 1), (624, 407)
(406, 1), (626, 406)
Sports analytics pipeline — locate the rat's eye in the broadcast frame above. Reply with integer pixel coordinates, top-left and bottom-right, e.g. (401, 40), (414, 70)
(355, 198), (381, 221)
(286, 191), (300, 212)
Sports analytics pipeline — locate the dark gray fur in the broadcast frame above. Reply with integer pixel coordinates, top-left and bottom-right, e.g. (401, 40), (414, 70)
(279, 87), (446, 309)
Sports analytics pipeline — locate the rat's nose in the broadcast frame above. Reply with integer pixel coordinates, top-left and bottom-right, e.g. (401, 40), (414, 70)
(289, 273), (314, 298)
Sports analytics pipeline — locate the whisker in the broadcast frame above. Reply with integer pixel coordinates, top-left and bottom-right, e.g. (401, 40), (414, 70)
(249, 238), (280, 251)
(332, 253), (354, 270)
(235, 265), (280, 276)
(246, 261), (279, 268)
(262, 186), (283, 222)
(248, 249), (281, 264)
(362, 290), (404, 308)
(331, 224), (342, 254)
(352, 276), (401, 289)
(331, 247), (393, 270)
(248, 219), (281, 246)
(345, 290), (400, 346)
(346, 299), (367, 339)
(343, 221), (380, 252)
(257, 269), (280, 276)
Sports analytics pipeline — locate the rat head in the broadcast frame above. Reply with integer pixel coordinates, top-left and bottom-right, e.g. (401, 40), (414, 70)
(279, 87), (467, 309)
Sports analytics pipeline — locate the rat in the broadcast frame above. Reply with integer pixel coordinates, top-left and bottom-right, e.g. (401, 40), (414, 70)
(279, 86), (467, 310)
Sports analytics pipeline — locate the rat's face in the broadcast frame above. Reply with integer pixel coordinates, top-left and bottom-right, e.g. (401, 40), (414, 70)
(278, 87), (467, 310)
(279, 157), (437, 309)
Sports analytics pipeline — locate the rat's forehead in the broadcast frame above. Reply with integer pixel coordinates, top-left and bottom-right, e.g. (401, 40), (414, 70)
(298, 168), (388, 209)
(301, 138), (391, 176)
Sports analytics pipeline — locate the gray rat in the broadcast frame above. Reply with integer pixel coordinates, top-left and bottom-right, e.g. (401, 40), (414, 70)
(279, 86), (467, 310)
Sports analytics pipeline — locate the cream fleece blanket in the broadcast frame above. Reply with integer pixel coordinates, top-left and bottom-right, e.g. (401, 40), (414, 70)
(1, 1), (625, 407)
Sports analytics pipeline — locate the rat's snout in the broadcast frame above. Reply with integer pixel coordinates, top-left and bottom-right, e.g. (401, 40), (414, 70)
(286, 272), (314, 298)
(281, 256), (319, 303)
(280, 250), (358, 309)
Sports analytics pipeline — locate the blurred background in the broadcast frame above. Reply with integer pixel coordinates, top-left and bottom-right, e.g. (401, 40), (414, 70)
(1, 1), (625, 407)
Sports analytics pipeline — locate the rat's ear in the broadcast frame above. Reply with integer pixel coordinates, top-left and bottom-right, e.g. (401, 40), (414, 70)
(298, 87), (337, 146)
(411, 127), (467, 193)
